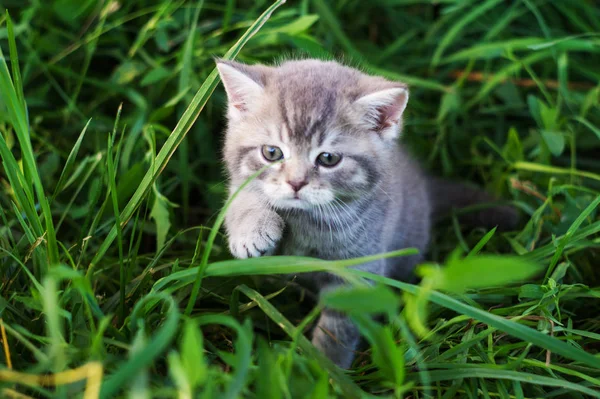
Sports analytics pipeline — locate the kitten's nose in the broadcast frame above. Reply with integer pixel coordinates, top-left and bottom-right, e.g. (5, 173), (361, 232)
(287, 179), (308, 192)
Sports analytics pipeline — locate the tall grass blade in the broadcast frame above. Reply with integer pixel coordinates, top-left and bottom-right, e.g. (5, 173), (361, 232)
(52, 119), (92, 198)
(0, 13), (59, 266)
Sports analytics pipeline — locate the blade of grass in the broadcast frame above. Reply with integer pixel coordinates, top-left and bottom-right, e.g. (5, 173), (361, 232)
(483, 1), (524, 40)
(56, 154), (102, 231)
(52, 119), (92, 199)
(5, 11), (24, 110)
(513, 161), (600, 182)
(366, 64), (450, 92)
(466, 227), (497, 258)
(42, 275), (66, 372)
(177, 0), (205, 221)
(443, 37), (547, 63)
(523, 219), (600, 261)
(223, 0), (235, 31)
(573, 116), (600, 140)
(0, 134), (42, 240)
(407, 368), (600, 398)
(153, 248), (418, 293)
(545, 195), (600, 279)
(106, 105), (126, 322)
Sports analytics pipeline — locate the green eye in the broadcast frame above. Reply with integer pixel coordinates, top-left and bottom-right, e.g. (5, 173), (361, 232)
(261, 145), (284, 162)
(316, 152), (342, 167)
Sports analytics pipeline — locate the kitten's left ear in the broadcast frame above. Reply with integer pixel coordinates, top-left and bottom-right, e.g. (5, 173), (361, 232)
(354, 85), (409, 141)
(216, 60), (267, 119)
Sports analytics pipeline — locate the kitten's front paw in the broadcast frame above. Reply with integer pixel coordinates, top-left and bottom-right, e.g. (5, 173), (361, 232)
(228, 214), (284, 258)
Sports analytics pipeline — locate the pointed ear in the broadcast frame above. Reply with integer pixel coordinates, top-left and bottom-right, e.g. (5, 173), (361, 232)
(354, 86), (409, 141)
(216, 60), (265, 119)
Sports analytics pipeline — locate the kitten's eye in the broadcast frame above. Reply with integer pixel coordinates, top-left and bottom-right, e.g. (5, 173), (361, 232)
(261, 145), (284, 162)
(316, 152), (342, 167)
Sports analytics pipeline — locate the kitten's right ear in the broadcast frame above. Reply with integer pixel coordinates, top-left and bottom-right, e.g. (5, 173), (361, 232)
(216, 60), (265, 119)
(353, 85), (408, 141)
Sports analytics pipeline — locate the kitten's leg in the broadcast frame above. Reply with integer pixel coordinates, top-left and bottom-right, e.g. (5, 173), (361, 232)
(311, 261), (388, 368)
(225, 188), (284, 258)
(312, 308), (360, 369)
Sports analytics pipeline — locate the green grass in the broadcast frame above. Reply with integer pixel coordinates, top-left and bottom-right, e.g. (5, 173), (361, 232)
(1, 0), (599, 397)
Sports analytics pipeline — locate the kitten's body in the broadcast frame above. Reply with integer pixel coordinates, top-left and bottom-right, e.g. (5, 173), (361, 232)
(216, 59), (515, 368)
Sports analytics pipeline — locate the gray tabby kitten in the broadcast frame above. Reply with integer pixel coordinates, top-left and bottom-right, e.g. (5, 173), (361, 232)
(216, 58), (516, 368)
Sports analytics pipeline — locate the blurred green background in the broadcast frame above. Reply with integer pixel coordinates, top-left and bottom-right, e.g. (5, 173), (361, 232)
(1, 0), (599, 397)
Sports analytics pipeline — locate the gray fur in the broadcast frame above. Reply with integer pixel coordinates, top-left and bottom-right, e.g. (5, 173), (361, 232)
(216, 58), (516, 368)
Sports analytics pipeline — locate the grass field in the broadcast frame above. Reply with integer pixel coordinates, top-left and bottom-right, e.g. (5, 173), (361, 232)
(1, 0), (600, 397)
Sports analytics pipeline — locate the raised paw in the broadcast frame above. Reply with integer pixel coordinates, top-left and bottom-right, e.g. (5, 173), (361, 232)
(227, 214), (284, 259)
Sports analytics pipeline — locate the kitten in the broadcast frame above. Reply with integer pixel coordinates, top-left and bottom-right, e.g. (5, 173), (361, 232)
(216, 58), (517, 368)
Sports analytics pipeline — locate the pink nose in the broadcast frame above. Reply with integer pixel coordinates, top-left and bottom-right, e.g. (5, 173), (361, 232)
(287, 179), (308, 192)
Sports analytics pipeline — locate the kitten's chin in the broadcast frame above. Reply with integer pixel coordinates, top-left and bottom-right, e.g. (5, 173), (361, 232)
(273, 198), (312, 211)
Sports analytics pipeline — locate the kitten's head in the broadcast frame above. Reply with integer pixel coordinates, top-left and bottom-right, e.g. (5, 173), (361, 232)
(217, 59), (408, 211)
